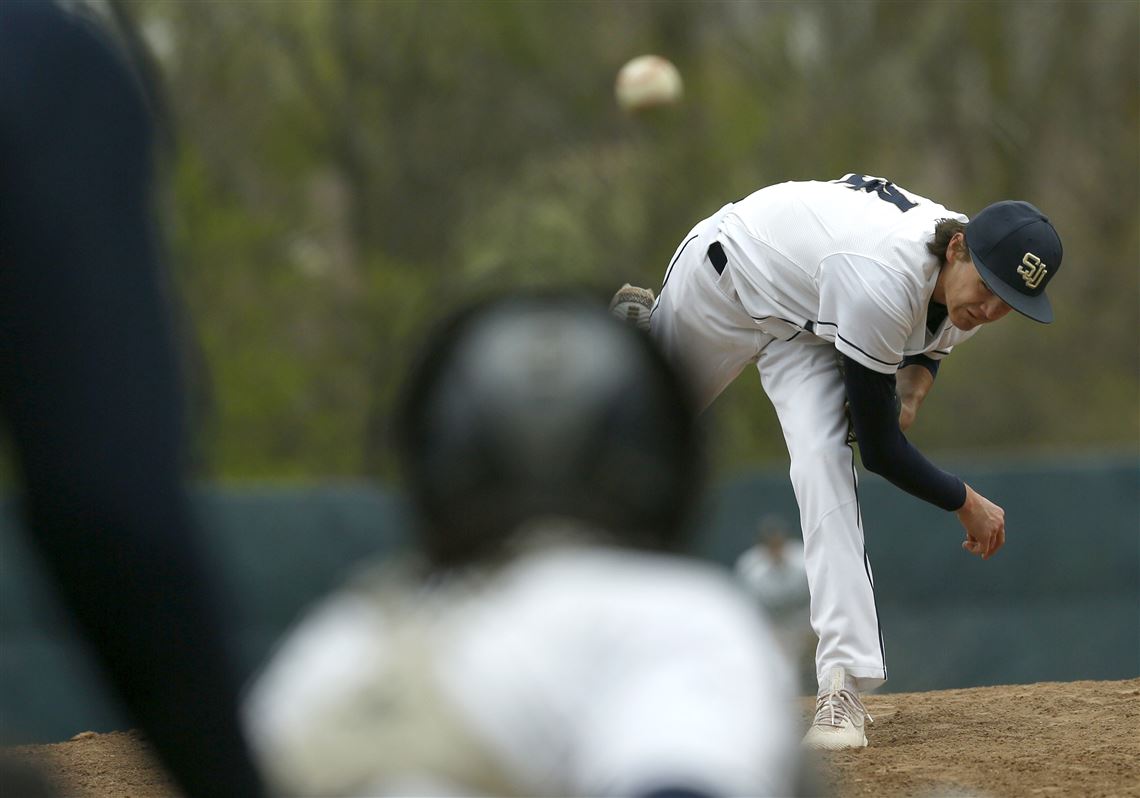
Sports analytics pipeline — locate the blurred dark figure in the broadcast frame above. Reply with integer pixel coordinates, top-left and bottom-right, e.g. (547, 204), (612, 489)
(0, 754), (54, 798)
(0, 2), (263, 796)
(244, 293), (802, 796)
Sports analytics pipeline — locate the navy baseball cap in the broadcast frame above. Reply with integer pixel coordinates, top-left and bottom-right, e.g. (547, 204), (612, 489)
(965, 200), (1063, 323)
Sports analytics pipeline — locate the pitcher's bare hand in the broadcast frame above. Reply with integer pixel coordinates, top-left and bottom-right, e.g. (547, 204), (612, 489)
(956, 483), (1005, 560)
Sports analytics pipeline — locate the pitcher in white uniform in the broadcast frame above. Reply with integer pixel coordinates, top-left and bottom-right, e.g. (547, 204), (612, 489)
(615, 174), (1064, 749)
(244, 293), (802, 796)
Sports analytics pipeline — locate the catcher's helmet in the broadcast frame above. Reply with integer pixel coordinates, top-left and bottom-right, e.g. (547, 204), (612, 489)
(395, 291), (703, 567)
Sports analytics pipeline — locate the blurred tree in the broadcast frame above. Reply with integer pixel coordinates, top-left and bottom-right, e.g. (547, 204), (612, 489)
(118, 0), (1136, 480)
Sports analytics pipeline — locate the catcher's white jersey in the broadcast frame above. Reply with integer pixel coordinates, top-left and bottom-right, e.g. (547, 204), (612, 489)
(244, 540), (800, 797)
(718, 175), (978, 373)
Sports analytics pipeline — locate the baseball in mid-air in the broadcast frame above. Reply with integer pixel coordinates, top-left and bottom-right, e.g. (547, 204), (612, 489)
(615, 54), (683, 111)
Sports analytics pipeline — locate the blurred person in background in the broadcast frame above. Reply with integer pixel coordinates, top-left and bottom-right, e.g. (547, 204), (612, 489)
(734, 514), (815, 693)
(614, 173), (1063, 749)
(0, 2), (264, 796)
(244, 292), (803, 798)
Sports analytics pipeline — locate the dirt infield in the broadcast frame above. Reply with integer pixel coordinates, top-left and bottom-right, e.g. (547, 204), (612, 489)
(5, 677), (1138, 797)
(809, 677), (1140, 798)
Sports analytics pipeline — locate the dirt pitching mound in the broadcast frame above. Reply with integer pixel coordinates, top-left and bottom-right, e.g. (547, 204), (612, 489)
(4, 677), (1138, 797)
(809, 677), (1140, 797)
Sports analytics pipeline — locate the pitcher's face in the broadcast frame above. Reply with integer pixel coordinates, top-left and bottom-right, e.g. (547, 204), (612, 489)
(941, 234), (1013, 331)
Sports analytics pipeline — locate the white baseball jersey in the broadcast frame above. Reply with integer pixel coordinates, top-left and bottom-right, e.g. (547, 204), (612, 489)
(719, 174), (978, 373)
(244, 537), (800, 797)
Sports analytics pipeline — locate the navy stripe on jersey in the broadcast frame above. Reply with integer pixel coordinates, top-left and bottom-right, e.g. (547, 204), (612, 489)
(659, 233), (699, 294)
(651, 233), (699, 324)
(813, 321), (903, 368)
(744, 313), (812, 342)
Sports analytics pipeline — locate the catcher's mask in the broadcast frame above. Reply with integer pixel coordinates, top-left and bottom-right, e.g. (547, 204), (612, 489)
(394, 291), (704, 567)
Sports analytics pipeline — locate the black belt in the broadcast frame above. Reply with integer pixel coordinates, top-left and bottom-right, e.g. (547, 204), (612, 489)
(707, 242), (816, 335)
(708, 241), (727, 275)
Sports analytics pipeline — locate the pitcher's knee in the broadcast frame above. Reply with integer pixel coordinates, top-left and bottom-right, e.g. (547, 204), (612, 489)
(788, 446), (860, 517)
(789, 444), (852, 483)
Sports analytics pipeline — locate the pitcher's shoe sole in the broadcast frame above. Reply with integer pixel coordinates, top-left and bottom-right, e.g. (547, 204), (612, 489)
(609, 284), (655, 332)
(802, 723), (868, 750)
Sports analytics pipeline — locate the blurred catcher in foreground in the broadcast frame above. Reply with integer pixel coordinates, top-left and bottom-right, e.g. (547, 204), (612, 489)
(244, 292), (801, 797)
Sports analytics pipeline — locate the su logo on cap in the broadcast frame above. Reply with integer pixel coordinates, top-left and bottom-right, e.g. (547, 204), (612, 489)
(1017, 252), (1048, 289)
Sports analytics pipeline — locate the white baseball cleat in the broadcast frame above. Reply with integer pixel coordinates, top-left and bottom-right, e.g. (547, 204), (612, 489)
(609, 284), (655, 332)
(802, 667), (873, 750)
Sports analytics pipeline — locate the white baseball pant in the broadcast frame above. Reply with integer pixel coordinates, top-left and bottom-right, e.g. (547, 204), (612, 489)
(650, 208), (887, 693)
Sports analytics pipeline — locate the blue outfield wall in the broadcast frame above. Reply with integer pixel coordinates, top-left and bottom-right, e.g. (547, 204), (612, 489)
(1, 456), (1137, 743)
(698, 455), (1140, 693)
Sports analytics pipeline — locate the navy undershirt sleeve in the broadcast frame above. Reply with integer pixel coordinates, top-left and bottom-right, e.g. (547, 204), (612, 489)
(900, 353), (940, 379)
(842, 355), (966, 511)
